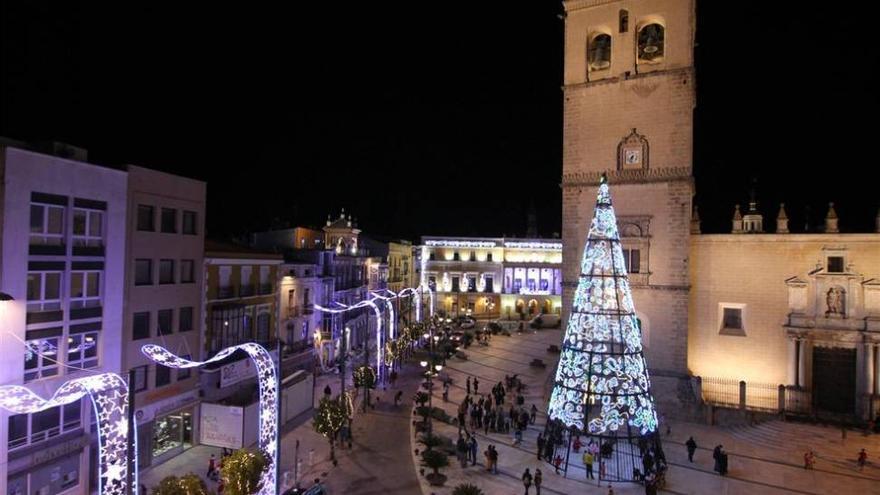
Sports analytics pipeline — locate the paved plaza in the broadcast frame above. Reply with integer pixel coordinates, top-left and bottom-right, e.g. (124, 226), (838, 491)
(140, 326), (880, 495)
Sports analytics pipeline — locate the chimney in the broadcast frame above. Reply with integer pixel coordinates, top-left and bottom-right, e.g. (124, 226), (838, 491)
(776, 203), (789, 234)
(825, 202), (838, 233)
(731, 205), (743, 234)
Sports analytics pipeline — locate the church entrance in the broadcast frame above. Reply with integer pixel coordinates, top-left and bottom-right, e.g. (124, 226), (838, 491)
(812, 347), (856, 416)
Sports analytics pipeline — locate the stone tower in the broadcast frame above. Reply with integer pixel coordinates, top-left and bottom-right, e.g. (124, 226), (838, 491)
(560, 0), (695, 379)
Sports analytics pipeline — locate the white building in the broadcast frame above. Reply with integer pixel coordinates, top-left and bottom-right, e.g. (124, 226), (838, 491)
(1, 142), (128, 495)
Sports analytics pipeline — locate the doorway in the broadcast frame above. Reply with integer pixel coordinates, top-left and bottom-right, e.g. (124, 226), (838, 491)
(812, 346), (856, 415)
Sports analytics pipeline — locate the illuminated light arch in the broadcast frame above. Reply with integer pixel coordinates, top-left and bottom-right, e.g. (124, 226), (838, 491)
(0, 373), (135, 495)
(141, 344), (278, 495)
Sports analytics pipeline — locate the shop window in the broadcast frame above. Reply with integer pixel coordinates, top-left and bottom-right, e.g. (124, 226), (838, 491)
(137, 205), (155, 231)
(161, 208), (177, 233)
(70, 271), (101, 309)
(133, 312), (150, 340)
(182, 210), (197, 235)
(24, 337), (59, 381)
(67, 332), (99, 369)
(30, 203), (65, 245)
(27, 272), (62, 313)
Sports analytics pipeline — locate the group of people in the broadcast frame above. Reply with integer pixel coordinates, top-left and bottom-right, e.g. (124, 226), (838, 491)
(455, 434), (480, 467)
(520, 467), (543, 495)
(205, 450), (235, 492)
(712, 445), (729, 476)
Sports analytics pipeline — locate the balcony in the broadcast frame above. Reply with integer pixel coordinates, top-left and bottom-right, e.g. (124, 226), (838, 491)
(288, 306), (302, 318)
(239, 284), (255, 297)
(303, 304), (315, 315)
(218, 286), (236, 299)
(258, 283), (273, 295)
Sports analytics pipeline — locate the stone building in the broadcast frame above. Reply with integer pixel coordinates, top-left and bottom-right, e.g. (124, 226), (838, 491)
(560, 0), (880, 420)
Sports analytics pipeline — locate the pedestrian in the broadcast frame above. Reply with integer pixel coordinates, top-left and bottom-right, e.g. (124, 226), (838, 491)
(573, 436), (582, 453)
(457, 435), (468, 468)
(583, 450), (595, 479)
(474, 377), (480, 394)
(553, 454), (563, 474)
(531, 404), (538, 424)
(537, 433), (545, 460)
(712, 445), (722, 474)
(857, 448), (867, 471)
(394, 390), (403, 406)
(686, 436), (697, 462)
(324, 384), (332, 398)
(534, 468), (543, 495)
(522, 468), (533, 495)
(467, 376), (471, 395)
(443, 381), (450, 402)
(841, 425), (847, 442)
(803, 451), (815, 469)
(484, 447), (493, 472)
(207, 453), (217, 480)
(469, 435), (479, 466)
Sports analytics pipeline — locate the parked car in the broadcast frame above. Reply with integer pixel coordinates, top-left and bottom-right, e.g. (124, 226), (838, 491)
(530, 314), (561, 329)
(455, 315), (476, 328)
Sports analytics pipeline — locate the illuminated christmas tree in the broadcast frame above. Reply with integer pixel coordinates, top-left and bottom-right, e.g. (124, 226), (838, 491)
(546, 176), (663, 483)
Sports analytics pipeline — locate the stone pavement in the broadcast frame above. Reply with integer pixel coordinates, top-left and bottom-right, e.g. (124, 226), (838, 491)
(413, 328), (880, 495)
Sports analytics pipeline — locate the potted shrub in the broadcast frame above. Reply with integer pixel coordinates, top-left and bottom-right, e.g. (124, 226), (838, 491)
(152, 474), (211, 495)
(221, 449), (268, 495)
(452, 483), (486, 495)
(421, 449), (449, 486)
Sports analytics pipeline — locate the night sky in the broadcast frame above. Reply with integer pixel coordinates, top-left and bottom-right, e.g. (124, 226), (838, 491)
(2, 3), (877, 241)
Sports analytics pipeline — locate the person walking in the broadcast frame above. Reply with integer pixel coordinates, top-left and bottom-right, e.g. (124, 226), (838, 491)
(522, 468), (533, 495)
(534, 468), (543, 495)
(686, 436), (697, 463)
(712, 445), (722, 475)
(467, 376), (472, 395)
(583, 450), (595, 479)
(537, 433), (545, 460)
(207, 453), (217, 480)
(474, 377), (480, 394)
(490, 445), (499, 474)
(857, 448), (867, 471)
(484, 447), (493, 473)
(469, 435), (479, 466)
(553, 454), (563, 475)
(457, 435), (468, 468)
(530, 404), (538, 424)
(443, 381), (450, 402)
(323, 384), (332, 398)
(394, 390), (403, 406)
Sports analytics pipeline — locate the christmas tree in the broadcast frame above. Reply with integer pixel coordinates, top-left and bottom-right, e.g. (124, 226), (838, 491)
(546, 176), (663, 483)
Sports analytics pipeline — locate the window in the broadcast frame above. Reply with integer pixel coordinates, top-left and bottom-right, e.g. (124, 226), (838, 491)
(62, 400), (82, 430)
(135, 259), (153, 285)
(467, 276), (477, 292)
(219, 265), (233, 298)
(156, 364), (172, 387)
(487, 252), (493, 262)
(638, 23), (665, 63)
(429, 252), (436, 261)
(485, 276), (494, 293)
(428, 276), (437, 291)
(137, 205), (155, 231)
(161, 208), (177, 233)
(452, 276), (460, 292)
(588, 33), (612, 71)
(181, 259), (195, 283)
(256, 309), (270, 343)
(453, 252), (460, 261)
(158, 309), (173, 335)
(259, 266), (271, 294)
(67, 332), (99, 369)
(177, 355), (191, 380)
(133, 312), (151, 340)
(470, 251), (476, 261)
(619, 9), (629, 32)
(24, 338), (59, 381)
(719, 303), (746, 336)
(26, 272), (62, 313)
(179, 307), (193, 332)
(8, 413), (28, 449)
(182, 210), (197, 235)
(72, 208), (103, 246)
(32, 407), (61, 442)
(30, 203), (65, 245)
(7, 403), (81, 450)
(623, 249), (641, 274)
(133, 365), (148, 392)
(159, 259), (175, 284)
(70, 271), (101, 309)
(827, 256), (845, 273)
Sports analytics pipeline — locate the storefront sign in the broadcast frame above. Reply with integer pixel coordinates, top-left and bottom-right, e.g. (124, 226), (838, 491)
(200, 402), (244, 449)
(135, 389), (199, 424)
(220, 350), (278, 388)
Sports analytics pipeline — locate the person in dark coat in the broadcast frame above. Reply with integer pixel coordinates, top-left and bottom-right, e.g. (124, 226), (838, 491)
(685, 437), (697, 462)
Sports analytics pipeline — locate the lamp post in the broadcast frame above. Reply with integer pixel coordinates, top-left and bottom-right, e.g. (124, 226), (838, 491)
(420, 360), (443, 435)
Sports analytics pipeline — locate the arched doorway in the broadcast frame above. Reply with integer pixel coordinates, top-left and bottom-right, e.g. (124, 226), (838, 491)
(516, 299), (525, 315)
(542, 299), (553, 314)
(528, 299), (538, 315)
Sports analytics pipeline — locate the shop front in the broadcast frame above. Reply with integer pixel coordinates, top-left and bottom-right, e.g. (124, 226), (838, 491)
(135, 389), (200, 469)
(5, 434), (89, 495)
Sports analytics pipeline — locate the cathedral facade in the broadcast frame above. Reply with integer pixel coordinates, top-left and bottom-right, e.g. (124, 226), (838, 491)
(560, 0), (880, 420)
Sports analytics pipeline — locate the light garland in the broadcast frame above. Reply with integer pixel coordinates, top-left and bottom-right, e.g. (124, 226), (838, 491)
(0, 373), (135, 495)
(141, 344), (278, 495)
(424, 240), (497, 248)
(504, 241), (563, 250)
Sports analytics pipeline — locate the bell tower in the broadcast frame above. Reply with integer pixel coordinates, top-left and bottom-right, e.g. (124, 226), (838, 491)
(561, 0), (696, 379)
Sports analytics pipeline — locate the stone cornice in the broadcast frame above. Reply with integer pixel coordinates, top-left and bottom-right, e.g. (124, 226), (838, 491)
(563, 67), (694, 92)
(564, 0), (621, 13)
(561, 167), (692, 188)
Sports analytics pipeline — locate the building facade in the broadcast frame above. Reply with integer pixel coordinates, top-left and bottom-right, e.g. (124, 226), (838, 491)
(1, 143), (128, 495)
(420, 237), (563, 320)
(560, 0), (880, 420)
(124, 166), (206, 472)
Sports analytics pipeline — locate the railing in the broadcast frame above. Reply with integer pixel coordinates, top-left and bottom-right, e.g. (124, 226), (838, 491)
(785, 386), (812, 414)
(218, 286), (235, 299)
(303, 304), (314, 315)
(700, 377), (741, 409)
(743, 382), (779, 412)
(698, 376), (815, 416)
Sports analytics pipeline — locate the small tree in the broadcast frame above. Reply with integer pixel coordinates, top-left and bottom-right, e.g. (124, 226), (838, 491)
(421, 448), (449, 475)
(413, 391), (429, 407)
(221, 449), (267, 495)
(313, 396), (347, 464)
(452, 483), (486, 495)
(418, 432), (442, 452)
(152, 474), (211, 495)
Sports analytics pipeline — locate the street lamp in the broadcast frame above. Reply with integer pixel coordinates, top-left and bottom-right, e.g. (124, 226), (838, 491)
(420, 361), (443, 436)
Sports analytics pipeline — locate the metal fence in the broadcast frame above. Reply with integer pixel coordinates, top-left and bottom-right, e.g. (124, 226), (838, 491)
(744, 382), (780, 412)
(699, 376), (741, 408)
